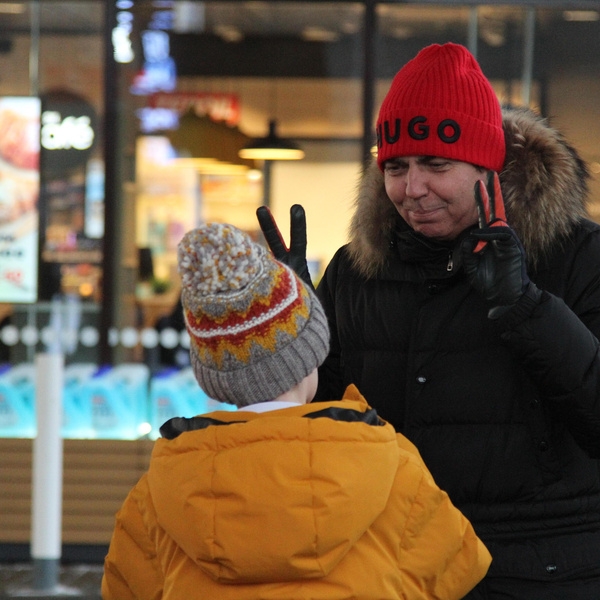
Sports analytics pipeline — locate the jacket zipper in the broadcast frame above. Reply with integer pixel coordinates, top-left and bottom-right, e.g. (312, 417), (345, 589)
(447, 253), (454, 272)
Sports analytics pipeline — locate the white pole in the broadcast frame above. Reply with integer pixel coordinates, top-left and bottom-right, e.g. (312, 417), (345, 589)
(31, 351), (64, 591)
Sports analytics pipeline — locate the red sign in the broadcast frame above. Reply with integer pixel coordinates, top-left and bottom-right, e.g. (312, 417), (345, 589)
(148, 92), (240, 125)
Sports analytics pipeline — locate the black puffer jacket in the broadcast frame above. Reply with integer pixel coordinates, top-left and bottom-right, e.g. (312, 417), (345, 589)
(316, 107), (600, 587)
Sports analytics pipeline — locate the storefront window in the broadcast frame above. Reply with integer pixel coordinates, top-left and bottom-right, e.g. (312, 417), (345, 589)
(0, 1), (104, 368)
(120, 2), (366, 327)
(1, 2), (600, 441)
(376, 4), (600, 213)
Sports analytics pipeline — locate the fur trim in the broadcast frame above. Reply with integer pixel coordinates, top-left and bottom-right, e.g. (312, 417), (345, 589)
(347, 162), (399, 279)
(500, 106), (589, 265)
(347, 106), (589, 278)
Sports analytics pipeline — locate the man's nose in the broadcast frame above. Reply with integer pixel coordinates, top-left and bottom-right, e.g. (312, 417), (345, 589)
(405, 166), (428, 199)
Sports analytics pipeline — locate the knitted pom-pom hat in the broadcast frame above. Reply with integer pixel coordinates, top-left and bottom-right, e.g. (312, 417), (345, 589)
(177, 223), (330, 407)
(376, 43), (505, 172)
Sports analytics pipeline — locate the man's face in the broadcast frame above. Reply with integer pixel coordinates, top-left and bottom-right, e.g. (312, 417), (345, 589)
(383, 156), (484, 240)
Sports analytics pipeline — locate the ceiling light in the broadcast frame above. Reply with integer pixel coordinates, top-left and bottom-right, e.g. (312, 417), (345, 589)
(563, 11), (599, 22)
(0, 3), (25, 13)
(214, 25), (243, 43)
(247, 169), (263, 182)
(391, 26), (412, 40)
(301, 27), (339, 43)
(239, 120), (305, 161)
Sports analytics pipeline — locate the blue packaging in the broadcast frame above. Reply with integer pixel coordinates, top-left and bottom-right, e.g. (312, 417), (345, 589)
(149, 367), (235, 438)
(61, 363), (97, 438)
(80, 363), (150, 439)
(0, 363), (36, 438)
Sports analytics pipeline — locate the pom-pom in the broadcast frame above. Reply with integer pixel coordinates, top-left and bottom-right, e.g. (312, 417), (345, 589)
(177, 224), (263, 296)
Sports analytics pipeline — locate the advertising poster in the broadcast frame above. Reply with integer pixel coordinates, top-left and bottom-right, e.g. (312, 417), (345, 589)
(0, 97), (41, 303)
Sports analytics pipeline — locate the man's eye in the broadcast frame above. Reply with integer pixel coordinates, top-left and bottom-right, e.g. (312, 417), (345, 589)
(429, 161), (449, 169)
(385, 163), (406, 174)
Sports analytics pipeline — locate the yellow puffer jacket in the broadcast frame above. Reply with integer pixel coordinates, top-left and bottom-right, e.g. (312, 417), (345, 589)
(102, 386), (491, 599)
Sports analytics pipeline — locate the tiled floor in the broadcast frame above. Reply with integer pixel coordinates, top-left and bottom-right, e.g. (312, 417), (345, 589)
(0, 564), (102, 599)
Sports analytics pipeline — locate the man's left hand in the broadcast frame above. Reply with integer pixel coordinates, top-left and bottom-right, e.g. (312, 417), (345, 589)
(462, 171), (530, 319)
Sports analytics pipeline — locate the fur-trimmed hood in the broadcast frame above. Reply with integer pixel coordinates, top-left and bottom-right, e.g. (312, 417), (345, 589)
(347, 106), (590, 279)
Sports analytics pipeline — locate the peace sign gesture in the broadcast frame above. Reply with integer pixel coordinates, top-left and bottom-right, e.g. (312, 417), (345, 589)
(462, 171), (530, 318)
(473, 170), (508, 253)
(256, 204), (314, 289)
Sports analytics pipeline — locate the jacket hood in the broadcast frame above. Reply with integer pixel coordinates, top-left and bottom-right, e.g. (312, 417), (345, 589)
(146, 387), (401, 585)
(348, 106), (590, 278)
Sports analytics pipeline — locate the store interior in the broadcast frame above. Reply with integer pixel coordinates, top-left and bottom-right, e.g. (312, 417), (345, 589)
(1, 2), (599, 318)
(0, 0), (600, 555)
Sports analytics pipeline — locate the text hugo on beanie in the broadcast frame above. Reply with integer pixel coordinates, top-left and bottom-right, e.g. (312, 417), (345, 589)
(376, 43), (506, 172)
(177, 223), (330, 407)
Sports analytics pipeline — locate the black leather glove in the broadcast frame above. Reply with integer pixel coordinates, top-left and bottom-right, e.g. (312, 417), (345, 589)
(256, 204), (314, 289)
(462, 171), (530, 319)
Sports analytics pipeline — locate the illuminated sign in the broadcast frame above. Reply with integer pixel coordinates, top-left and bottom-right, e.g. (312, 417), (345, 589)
(149, 92), (240, 125)
(41, 112), (95, 151)
(130, 29), (176, 95)
(140, 92), (240, 133)
(40, 90), (97, 175)
(113, 8), (135, 64)
(0, 97), (41, 303)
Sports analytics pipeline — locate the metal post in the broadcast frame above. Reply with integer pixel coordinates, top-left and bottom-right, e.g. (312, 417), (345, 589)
(522, 7), (536, 106)
(262, 160), (273, 208)
(362, 0), (376, 171)
(28, 0), (39, 97)
(468, 7), (478, 59)
(100, 0), (119, 365)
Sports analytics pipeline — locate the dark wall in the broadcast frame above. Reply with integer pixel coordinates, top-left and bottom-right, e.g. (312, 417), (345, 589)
(169, 19), (600, 81)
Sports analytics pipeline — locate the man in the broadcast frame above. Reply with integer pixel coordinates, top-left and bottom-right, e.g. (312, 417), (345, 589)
(258, 43), (600, 598)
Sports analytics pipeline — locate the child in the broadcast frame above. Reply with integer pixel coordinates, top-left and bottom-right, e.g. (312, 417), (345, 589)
(102, 222), (491, 600)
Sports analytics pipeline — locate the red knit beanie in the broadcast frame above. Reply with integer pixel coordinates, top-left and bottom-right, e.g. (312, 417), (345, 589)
(376, 43), (505, 172)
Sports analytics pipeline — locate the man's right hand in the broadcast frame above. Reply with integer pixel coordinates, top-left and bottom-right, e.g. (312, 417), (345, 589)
(256, 204), (314, 289)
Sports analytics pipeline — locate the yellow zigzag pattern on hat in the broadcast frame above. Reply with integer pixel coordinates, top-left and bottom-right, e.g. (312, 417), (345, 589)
(185, 267), (311, 369)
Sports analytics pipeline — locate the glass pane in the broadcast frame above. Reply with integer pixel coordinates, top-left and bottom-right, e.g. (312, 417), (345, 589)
(376, 4), (600, 220)
(0, 0), (104, 368)
(121, 0), (366, 344)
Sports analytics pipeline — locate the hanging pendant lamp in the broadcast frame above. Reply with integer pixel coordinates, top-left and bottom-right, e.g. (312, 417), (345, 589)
(166, 110), (256, 170)
(239, 120), (305, 161)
